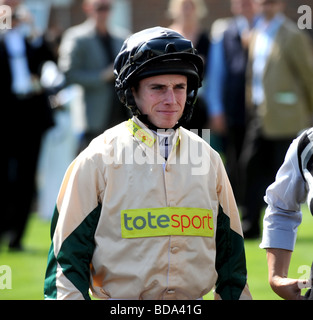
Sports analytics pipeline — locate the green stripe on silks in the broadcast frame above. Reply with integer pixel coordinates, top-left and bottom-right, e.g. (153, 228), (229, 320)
(44, 241), (58, 299)
(44, 206), (60, 300)
(44, 203), (102, 300)
(50, 205), (59, 240)
(215, 207), (248, 300)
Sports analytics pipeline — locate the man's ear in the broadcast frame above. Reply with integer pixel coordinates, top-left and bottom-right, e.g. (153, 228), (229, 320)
(130, 86), (138, 106)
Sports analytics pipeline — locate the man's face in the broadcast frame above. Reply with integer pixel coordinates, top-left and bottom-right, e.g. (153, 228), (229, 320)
(84, 0), (112, 20)
(132, 74), (188, 129)
(255, 0), (282, 20)
(231, 0), (256, 21)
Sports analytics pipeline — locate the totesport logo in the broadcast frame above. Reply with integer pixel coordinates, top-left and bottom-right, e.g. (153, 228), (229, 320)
(121, 207), (214, 238)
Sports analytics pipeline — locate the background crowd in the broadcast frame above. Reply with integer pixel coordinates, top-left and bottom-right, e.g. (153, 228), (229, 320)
(0, 0), (313, 252)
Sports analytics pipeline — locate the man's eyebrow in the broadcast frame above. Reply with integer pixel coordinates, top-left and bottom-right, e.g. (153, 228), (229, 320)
(148, 83), (166, 87)
(148, 82), (187, 87)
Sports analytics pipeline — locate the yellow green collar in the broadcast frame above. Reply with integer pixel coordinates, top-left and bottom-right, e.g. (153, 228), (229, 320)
(126, 119), (156, 147)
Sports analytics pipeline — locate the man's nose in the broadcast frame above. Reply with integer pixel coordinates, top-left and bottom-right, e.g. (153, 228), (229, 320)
(164, 88), (176, 104)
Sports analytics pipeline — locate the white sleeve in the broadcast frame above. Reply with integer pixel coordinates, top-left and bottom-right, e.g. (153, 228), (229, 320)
(260, 135), (308, 251)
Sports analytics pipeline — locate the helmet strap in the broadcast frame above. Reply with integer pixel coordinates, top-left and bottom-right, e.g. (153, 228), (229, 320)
(125, 88), (141, 116)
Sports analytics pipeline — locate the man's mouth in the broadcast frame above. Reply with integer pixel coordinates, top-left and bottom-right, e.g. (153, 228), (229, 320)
(157, 110), (178, 115)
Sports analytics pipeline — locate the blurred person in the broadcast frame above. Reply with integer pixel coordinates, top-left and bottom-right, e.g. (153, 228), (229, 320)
(205, 0), (258, 202)
(167, 0), (210, 136)
(0, 0), (54, 250)
(167, 0), (209, 63)
(240, 0), (313, 238)
(260, 128), (313, 299)
(37, 32), (81, 221)
(58, 0), (128, 152)
(44, 27), (252, 300)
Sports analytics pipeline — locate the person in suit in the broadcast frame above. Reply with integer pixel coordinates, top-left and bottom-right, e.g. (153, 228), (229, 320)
(240, 0), (313, 238)
(0, 0), (54, 250)
(58, 0), (128, 151)
(205, 0), (257, 203)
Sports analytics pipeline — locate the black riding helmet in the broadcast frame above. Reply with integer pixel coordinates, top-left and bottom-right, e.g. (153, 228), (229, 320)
(114, 27), (204, 127)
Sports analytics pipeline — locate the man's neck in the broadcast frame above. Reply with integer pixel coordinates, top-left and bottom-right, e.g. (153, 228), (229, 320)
(95, 21), (108, 35)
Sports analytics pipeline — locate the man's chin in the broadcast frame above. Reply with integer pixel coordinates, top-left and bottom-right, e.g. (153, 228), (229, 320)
(153, 118), (179, 129)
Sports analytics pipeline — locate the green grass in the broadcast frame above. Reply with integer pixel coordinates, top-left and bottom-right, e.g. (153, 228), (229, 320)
(244, 204), (313, 300)
(0, 214), (51, 300)
(1, 205), (312, 300)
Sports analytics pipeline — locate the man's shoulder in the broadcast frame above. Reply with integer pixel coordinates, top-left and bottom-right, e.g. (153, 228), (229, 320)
(62, 20), (96, 41)
(180, 127), (219, 154)
(279, 16), (304, 38)
(92, 121), (130, 146)
(180, 126), (203, 140)
(76, 121), (129, 166)
(180, 126), (209, 143)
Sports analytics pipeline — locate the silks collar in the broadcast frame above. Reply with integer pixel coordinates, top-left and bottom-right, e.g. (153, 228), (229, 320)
(126, 118), (181, 151)
(126, 119), (155, 147)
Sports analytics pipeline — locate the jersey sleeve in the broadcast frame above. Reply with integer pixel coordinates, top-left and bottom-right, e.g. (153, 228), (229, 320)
(44, 151), (104, 300)
(260, 135), (307, 251)
(214, 155), (252, 300)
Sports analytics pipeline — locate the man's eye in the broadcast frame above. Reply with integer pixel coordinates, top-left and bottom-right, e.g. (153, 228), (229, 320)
(152, 86), (163, 90)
